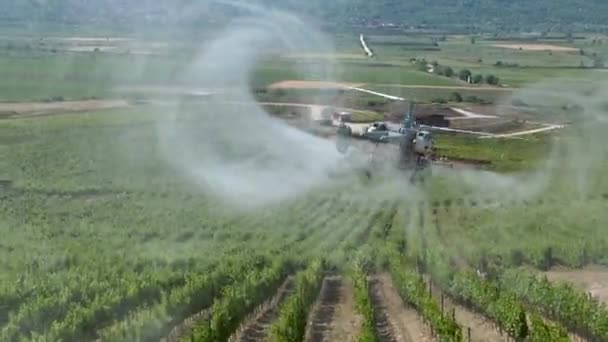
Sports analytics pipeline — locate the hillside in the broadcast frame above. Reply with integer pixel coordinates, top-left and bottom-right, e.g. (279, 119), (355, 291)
(2, 0), (608, 32)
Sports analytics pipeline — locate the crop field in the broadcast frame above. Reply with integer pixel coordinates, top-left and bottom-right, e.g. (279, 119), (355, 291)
(2, 27), (608, 342)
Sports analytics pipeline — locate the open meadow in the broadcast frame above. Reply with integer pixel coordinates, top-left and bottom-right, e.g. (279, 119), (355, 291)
(2, 25), (608, 342)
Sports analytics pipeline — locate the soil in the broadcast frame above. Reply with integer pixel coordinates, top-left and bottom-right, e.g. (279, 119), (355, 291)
(370, 274), (433, 342)
(162, 308), (211, 342)
(282, 53), (369, 59)
(268, 81), (365, 90)
(0, 100), (129, 119)
(327, 278), (362, 342)
(233, 276), (296, 342)
(116, 86), (217, 96)
(544, 265), (608, 305)
(65, 46), (117, 52)
(491, 43), (577, 52)
(305, 276), (362, 342)
(52, 37), (133, 43)
(426, 280), (507, 342)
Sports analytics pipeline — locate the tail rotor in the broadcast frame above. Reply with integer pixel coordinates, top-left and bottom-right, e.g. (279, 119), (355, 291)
(336, 124), (352, 154)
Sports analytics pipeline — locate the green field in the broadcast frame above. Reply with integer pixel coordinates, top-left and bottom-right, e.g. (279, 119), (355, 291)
(2, 29), (608, 342)
(0, 32), (605, 102)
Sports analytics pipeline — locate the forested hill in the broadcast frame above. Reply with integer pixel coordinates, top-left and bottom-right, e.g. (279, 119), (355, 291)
(3, 0), (608, 32)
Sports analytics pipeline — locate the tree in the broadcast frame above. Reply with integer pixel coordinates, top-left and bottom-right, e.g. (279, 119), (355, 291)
(449, 92), (463, 102)
(444, 66), (454, 77)
(458, 69), (472, 82)
(415, 59), (428, 71)
(485, 74), (500, 85)
(472, 74), (483, 84)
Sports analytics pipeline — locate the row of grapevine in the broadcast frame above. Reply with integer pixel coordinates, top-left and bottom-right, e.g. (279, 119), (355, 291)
(501, 269), (608, 341)
(1, 265), (187, 342)
(447, 271), (570, 341)
(270, 259), (326, 342)
(0, 184), (325, 341)
(383, 248), (462, 341)
(95, 195), (351, 341)
(448, 271), (528, 339)
(188, 257), (293, 341)
(528, 313), (569, 341)
(97, 252), (277, 341)
(350, 259), (378, 342)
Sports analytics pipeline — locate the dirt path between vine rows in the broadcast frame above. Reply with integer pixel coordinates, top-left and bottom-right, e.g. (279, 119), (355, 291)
(370, 274), (433, 342)
(0, 100), (129, 119)
(231, 276), (296, 342)
(426, 279), (507, 342)
(305, 276), (362, 342)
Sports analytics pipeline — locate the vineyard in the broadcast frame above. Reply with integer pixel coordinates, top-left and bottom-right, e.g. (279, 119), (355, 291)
(1, 103), (608, 342)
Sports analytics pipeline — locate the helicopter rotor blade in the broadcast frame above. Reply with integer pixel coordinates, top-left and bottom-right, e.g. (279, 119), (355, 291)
(418, 124), (496, 137)
(345, 87), (406, 101)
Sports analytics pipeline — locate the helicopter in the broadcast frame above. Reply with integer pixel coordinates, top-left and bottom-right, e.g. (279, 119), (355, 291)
(335, 102), (434, 182)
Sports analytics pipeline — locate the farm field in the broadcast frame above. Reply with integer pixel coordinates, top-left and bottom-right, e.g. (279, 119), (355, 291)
(2, 23), (608, 342)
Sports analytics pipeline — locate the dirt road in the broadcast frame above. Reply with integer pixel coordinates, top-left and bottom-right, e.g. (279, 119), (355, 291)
(449, 107), (498, 119)
(544, 265), (608, 305)
(484, 124), (565, 138)
(0, 100), (129, 119)
(269, 80), (365, 89)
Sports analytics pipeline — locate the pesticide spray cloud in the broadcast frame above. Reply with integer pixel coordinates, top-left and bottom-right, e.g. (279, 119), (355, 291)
(430, 76), (608, 205)
(155, 2), (350, 207)
(149, 1), (608, 209)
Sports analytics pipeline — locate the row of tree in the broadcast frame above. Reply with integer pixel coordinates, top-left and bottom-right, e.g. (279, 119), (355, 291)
(457, 69), (500, 85)
(412, 59), (500, 85)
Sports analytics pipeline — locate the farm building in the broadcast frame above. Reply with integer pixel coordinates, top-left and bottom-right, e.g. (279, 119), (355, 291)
(417, 114), (450, 127)
(385, 103), (460, 127)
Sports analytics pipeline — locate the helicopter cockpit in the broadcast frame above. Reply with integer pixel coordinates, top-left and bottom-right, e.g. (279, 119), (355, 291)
(368, 122), (388, 132)
(413, 130), (433, 155)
